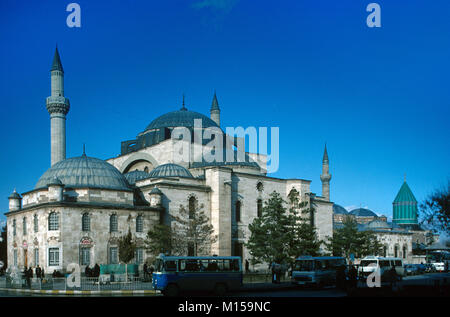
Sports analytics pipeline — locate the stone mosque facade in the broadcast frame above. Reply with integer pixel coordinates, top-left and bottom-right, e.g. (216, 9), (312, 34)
(5, 48), (334, 273)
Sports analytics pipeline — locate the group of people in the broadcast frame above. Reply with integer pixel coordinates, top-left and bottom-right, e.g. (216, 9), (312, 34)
(22, 265), (45, 288)
(84, 263), (100, 277)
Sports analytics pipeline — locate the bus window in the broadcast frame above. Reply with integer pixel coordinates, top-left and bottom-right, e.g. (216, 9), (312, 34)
(394, 260), (402, 267)
(222, 260), (231, 271)
(165, 260), (177, 272)
(231, 259), (240, 271)
(294, 260), (314, 272)
(379, 260), (390, 268)
(180, 260), (200, 272)
(206, 260), (219, 271)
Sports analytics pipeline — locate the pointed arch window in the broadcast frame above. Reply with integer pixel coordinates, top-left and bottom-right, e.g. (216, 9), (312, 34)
(48, 212), (59, 231)
(136, 215), (143, 233)
(189, 197), (196, 220)
(235, 201), (241, 223)
(82, 213), (90, 232)
(110, 214), (118, 233)
(257, 199), (263, 218)
(34, 214), (38, 233)
(23, 217), (27, 236)
(13, 219), (16, 236)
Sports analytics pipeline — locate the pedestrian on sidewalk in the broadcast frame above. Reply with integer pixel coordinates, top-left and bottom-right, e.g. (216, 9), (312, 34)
(143, 262), (148, 281)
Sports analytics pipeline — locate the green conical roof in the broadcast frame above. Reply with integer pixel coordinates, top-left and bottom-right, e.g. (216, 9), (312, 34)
(322, 144), (329, 162)
(393, 181), (417, 203)
(51, 46), (64, 72)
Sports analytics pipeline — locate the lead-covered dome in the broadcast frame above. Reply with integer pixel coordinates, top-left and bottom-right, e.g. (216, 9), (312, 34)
(148, 163), (194, 179)
(333, 204), (349, 215)
(145, 109), (220, 131)
(35, 155), (131, 191)
(349, 208), (377, 217)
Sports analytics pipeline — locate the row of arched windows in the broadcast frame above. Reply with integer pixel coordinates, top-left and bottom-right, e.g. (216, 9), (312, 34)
(234, 199), (263, 223)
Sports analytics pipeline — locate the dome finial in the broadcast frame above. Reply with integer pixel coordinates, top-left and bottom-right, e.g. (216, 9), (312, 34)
(404, 173), (406, 182)
(181, 94), (187, 111)
(82, 143), (86, 156)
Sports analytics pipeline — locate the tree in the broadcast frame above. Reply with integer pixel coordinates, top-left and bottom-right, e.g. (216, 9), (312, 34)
(325, 217), (382, 260)
(420, 181), (450, 234)
(246, 191), (322, 268)
(118, 229), (137, 264)
(146, 223), (174, 255)
(287, 190), (322, 259)
(172, 202), (217, 256)
(0, 225), (6, 269)
(246, 192), (292, 267)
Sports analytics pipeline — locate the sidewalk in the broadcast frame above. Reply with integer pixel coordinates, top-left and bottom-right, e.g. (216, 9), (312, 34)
(238, 281), (296, 292)
(0, 287), (161, 296)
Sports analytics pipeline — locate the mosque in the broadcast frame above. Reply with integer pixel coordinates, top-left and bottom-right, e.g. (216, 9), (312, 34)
(332, 180), (439, 263)
(5, 48), (335, 273)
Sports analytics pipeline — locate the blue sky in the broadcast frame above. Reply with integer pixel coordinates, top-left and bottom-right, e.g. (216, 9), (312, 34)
(0, 0), (449, 226)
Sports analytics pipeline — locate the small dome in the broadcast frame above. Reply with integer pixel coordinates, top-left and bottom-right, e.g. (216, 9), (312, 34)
(148, 163), (194, 179)
(349, 208), (377, 217)
(47, 177), (63, 186)
(124, 170), (151, 185)
(333, 204), (348, 215)
(35, 155), (131, 191)
(145, 109), (220, 132)
(366, 219), (391, 230)
(8, 189), (21, 199)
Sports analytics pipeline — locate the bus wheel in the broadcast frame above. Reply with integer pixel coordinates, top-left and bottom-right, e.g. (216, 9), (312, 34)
(164, 284), (179, 297)
(214, 283), (227, 296)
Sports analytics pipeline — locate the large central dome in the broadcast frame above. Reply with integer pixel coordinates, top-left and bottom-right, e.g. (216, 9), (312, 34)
(35, 155), (131, 191)
(145, 109), (220, 131)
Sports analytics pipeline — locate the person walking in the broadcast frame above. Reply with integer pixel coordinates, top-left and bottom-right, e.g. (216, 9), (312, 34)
(143, 262), (148, 281)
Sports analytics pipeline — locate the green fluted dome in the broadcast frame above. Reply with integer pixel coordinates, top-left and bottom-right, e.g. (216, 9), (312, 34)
(393, 181), (418, 225)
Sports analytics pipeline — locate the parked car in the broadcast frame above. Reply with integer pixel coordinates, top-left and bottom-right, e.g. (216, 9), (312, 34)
(404, 264), (419, 276)
(432, 262), (445, 272)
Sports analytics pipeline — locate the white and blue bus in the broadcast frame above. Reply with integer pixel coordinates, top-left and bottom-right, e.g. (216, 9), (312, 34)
(152, 255), (243, 296)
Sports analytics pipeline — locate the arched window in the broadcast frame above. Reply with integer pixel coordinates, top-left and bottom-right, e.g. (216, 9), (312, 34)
(82, 213), (90, 232)
(34, 214), (38, 233)
(383, 246), (387, 257)
(235, 201), (241, 223)
(136, 215), (143, 233)
(402, 245), (407, 259)
(23, 217), (27, 236)
(257, 199), (263, 218)
(144, 166), (149, 173)
(13, 219), (16, 236)
(48, 212), (59, 231)
(189, 197), (196, 220)
(394, 245), (398, 258)
(110, 214), (118, 232)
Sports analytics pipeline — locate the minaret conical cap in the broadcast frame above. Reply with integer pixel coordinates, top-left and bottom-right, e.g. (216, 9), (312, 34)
(211, 91), (220, 111)
(322, 144), (329, 163)
(51, 46), (64, 72)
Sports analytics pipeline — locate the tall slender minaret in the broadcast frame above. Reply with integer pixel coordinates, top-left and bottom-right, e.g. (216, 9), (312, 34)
(46, 46), (70, 166)
(320, 144), (331, 201)
(210, 91), (220, 126)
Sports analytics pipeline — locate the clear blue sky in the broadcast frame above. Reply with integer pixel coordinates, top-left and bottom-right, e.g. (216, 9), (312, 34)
(1, 0), (449, 225)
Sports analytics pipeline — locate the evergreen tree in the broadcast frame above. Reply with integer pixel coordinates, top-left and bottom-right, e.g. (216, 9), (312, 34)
(325, 217), (382, 260)
(146, 224), (174, 255)
(173, 202), (217, 256)
(118, 229), (137, 264)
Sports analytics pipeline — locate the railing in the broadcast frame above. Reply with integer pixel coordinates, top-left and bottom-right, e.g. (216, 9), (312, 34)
(1, 275), (154, 291)
(243, 271), (290, 284)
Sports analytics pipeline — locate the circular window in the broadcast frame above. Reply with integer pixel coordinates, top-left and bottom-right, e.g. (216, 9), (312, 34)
(256, 182), (264, 192)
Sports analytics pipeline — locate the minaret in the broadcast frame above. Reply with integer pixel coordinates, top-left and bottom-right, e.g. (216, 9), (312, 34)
(210, 91), (220, 126)
(320, 144), (331, 201)
(46, 46), (70, 166)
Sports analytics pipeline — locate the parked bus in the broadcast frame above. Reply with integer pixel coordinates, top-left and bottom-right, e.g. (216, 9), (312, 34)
(358, 256), (405, 279)
(152, 255), (243, 296)
(291, 256), (347, 288)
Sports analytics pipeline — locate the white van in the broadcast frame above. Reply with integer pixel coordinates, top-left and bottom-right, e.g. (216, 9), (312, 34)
(358, 256), (404, 278)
